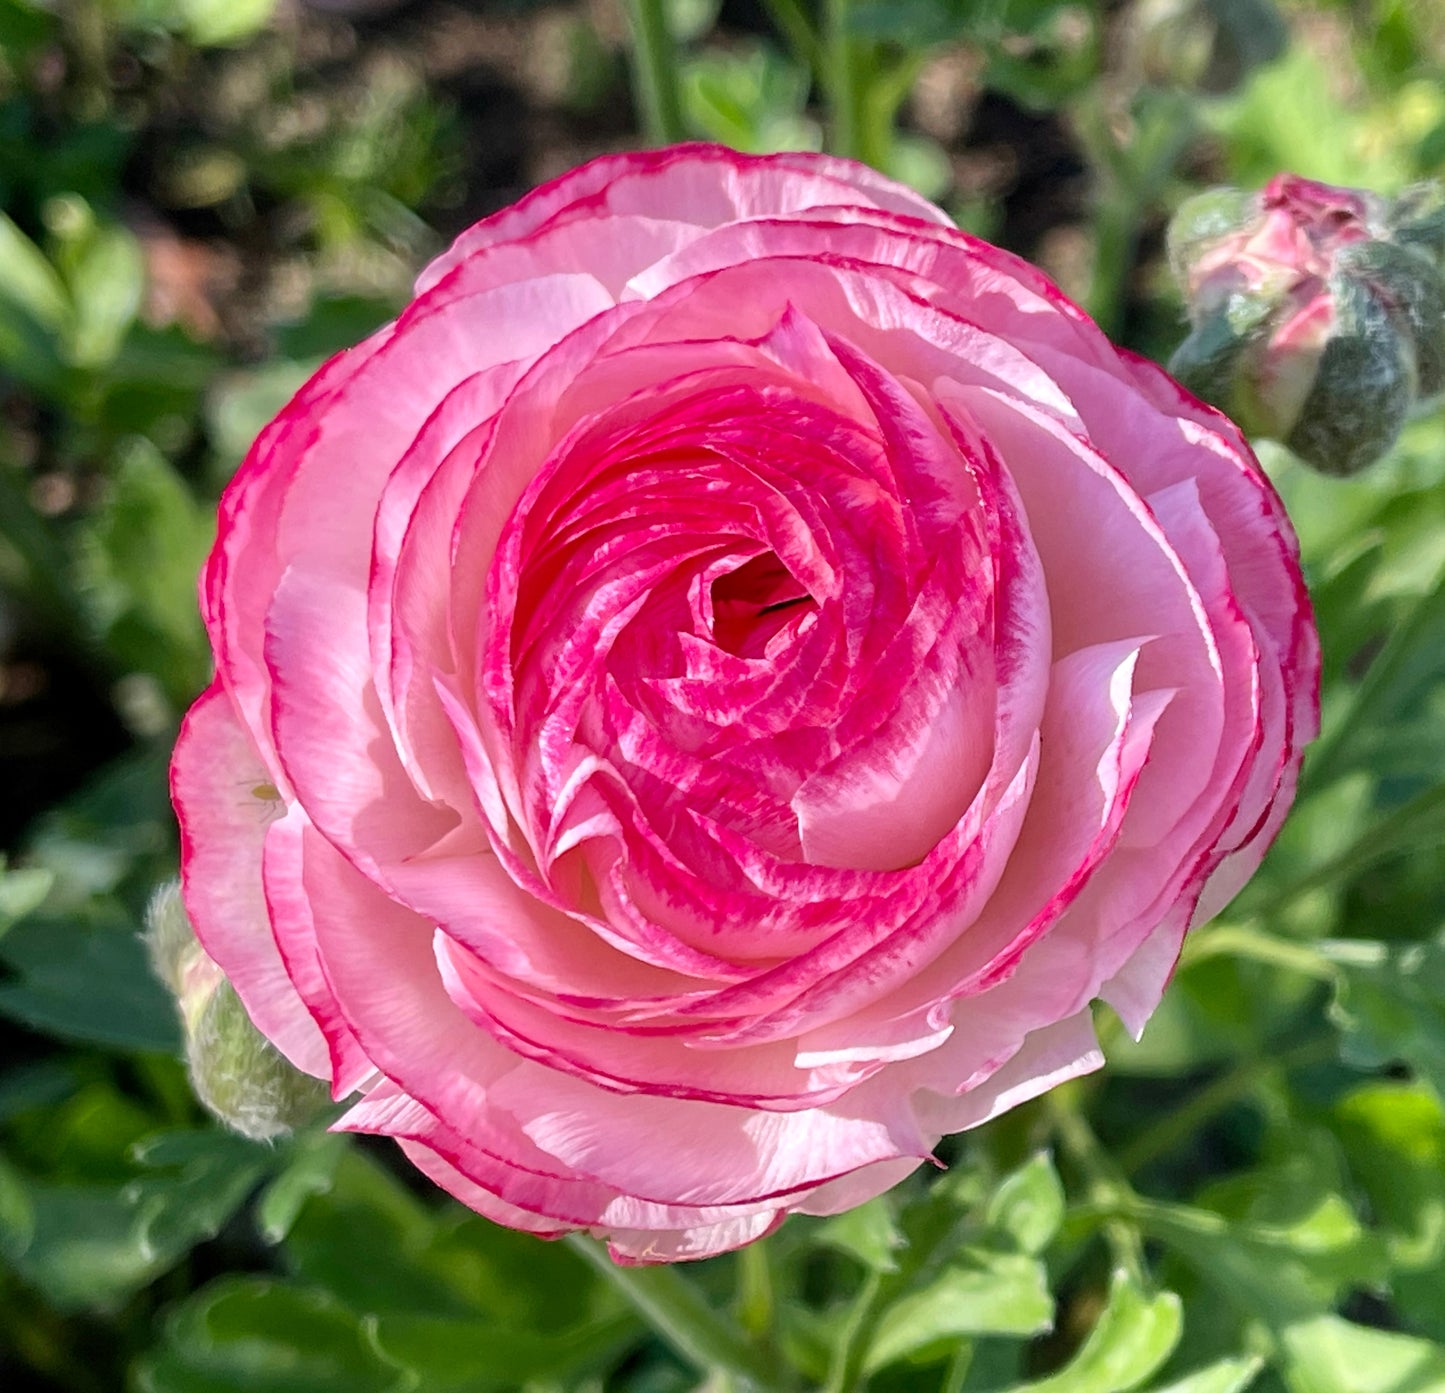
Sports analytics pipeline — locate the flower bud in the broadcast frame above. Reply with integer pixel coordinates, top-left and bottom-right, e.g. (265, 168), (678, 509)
(1168, 174), (1445, 476)
(145, 881), (331, 1141)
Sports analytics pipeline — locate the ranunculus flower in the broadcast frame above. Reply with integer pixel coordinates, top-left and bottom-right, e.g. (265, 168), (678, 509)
(1169, 173), (1445, 475)
(173, 145), (1318, 1262)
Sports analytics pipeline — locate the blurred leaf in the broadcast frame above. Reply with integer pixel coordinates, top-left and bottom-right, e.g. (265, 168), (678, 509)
(24, 746), (175, 905)
(0, 1180), (172, 1312)
(1006, 1271), (1182, 1393)
(0, 0), (55, 53)
(126, 1129), (273, 1263)
(1137, 1181), (1385, 1324)
(63, 222), (145, 371)
(1146, 1357), (1263, 1393)
(108, 0), (278, 47)
(136, 1278), (409, 1393)
(367, 1310), (636, 1392)
(285, 1149), (606, 1330)
(172, 0), (277, 46)
(985, 1151), (1065, 1255)
(0, 858), (53, 938)
(681, 46), (819, 154)
(0, 210), (69, 393)
(78, 436), (213, 705)
(1279, 1316), (1445, 1393)
(1328, 932), (1445, 1096)
(0, 906), (178, 1052)
(865, 1246), (1054, 1371)
(255, 1132), (347, 1245)
(817, 1195), (904, 1272)
(1209, 47), (1412, 189)
(1333, 1081), (1445, 1271)
(205, 360), (316, 480)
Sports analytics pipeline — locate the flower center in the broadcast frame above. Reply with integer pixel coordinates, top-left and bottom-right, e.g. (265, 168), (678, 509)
(709, 552), (817, 659)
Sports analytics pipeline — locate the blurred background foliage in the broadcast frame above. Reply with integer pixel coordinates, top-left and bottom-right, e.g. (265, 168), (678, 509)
(1, 0), (1444, 1390)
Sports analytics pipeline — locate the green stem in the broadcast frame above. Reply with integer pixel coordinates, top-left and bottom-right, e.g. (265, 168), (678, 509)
(757, 0), (824, 83)
(1046, 1084), (1147, 1285)
(622, 0), (687, 145)
(564, 1235), (777, 1389)
(824, 0), (863, 159)
(1178, 924), (1338, 980)
(823, 1269), (885, 1393)
(736, 1239), (774, 1340)
(1118, 1036), (1338, 1176)
(940, 1342), (974, 1393)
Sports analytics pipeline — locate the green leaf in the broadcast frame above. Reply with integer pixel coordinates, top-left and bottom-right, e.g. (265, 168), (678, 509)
(0, 210), (70, 392)
(205, 360), (316, 478)
(817, 1195), (904, 1272)
(79, 436), (213, 705)
(136, 1278), (410, 1393)
(0, 858), (52, 938)
(1006, 1271), (1182, 1393)
(0, 1181), (172, 1312)
(366, 1311), (635, 1392)
(125, 1128), (273, 1263)
(285, 1149), (606, 1331)
(1333, 1081), (1445, 1270)
(0, 907), (179, 1052)
(254, 1132), (347, 1245)
(1145, 1356), (1263, 1393)
(54, 214), (145, 370)
(172, 0), (277, 46)
(985, 1151), (1066, 1255)
(1328, 931), (1445, 1096)
(1135, 1184), (1384, 1324)
(1280, 1316), (1445, 1393)
(865, 1247), (1054, 1371)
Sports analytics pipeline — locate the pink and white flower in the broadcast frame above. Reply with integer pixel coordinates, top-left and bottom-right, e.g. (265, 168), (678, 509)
(173, 145), (1318, 1262)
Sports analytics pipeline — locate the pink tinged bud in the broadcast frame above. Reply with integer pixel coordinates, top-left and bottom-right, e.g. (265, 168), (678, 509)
(145, 881), (331, 1141)
(1169, 174), (1445, 475)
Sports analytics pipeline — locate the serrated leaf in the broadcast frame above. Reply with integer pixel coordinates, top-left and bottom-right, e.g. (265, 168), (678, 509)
(985, 1151), (1065, 1255)
(866, 1247), (1054, 1372)
(1007, 1271), (1181, 1393)
(1280, 1316), (1445, 1393)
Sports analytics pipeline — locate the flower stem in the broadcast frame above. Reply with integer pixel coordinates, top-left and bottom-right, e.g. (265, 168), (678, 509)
(1118, 1036), (1337, 1176)
(823, 0), (863, 160)
(758, 0), (824, 83)
(736, 1238), (775, 1339)
(823, 1268), (885, 1393)
(622, 0), (687, 146)
(1179, 923), (1338, 980)
(1046, 1083), (1147, 1285)
(564, 1235), (778, 1390)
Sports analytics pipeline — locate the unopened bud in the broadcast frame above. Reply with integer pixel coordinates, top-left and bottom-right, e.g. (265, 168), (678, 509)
(1168, 174), (1445, 476)
(145, 880), (330, 1141)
